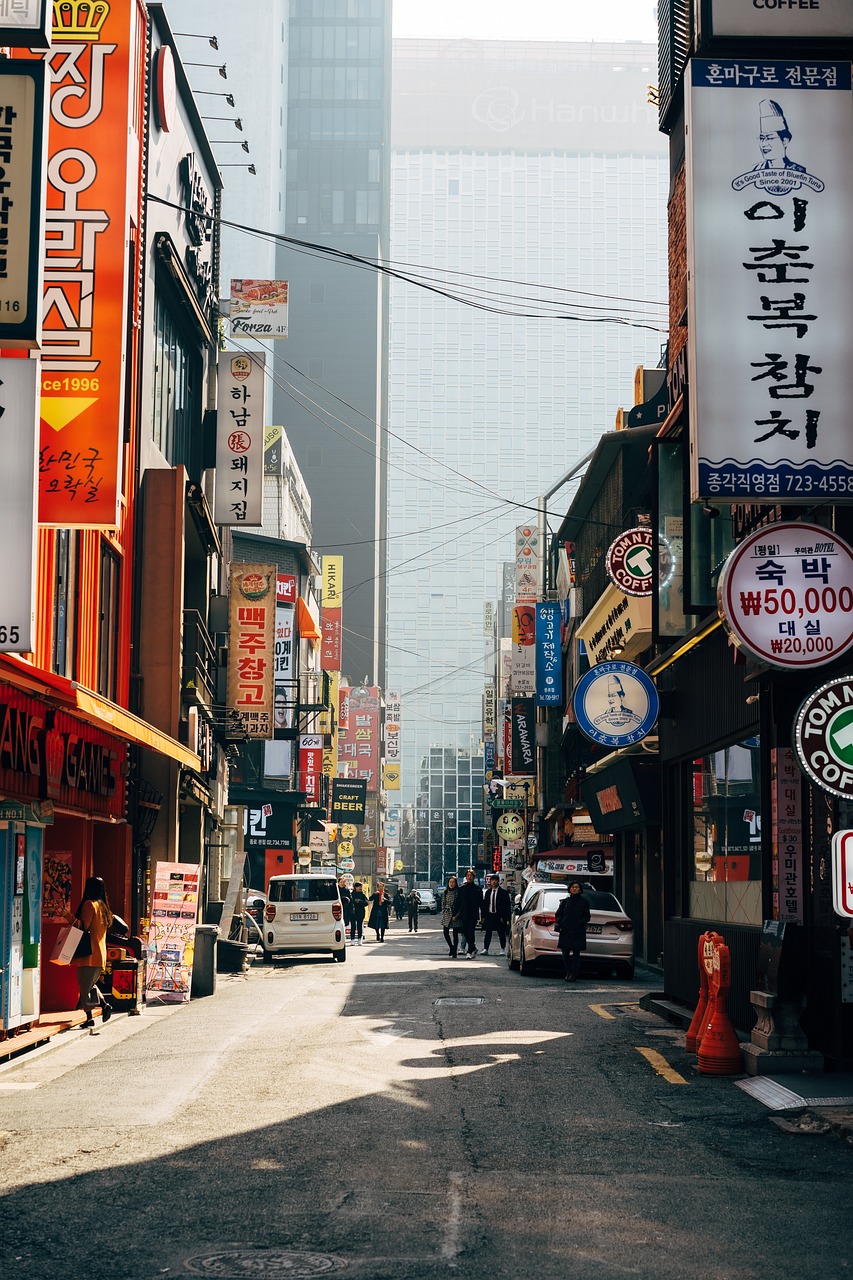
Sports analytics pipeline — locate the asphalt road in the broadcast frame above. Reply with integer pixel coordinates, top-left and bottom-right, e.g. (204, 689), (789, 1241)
(0, 919), (850, 1280)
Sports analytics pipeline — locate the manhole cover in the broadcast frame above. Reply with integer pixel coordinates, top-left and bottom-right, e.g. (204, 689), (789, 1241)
(184, 1249), (346, 1278)
(434, 997), (485, 1006)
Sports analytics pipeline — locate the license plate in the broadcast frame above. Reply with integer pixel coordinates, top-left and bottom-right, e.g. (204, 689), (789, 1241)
(587, 924), (602, 934)
(290, 912), (319, 922)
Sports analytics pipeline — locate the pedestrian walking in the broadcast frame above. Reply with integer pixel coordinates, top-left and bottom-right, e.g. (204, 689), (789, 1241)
(393, 887), (406, 921)
(456, 868), (484, 958)
(61, 875), (114, 1031)
(338, 876), (353, 936)
(441, 875), (461, 957)
(350, 882), (369, 944)
(368, 881), (390, 941)
(481, 873), (512, 955)
(554, 881), (591, 982)
(407, 888), (421, 932)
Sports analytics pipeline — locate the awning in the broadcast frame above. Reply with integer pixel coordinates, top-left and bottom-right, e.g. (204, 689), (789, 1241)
(295, 595), (321, 642)
(72, 688), (200, 770)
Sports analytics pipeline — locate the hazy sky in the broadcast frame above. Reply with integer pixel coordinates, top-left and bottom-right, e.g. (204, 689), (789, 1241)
(392, 0), (658, 43)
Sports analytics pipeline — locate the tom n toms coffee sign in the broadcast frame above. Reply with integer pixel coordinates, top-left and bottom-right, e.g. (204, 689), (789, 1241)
(794, 677), (853, 799)
(710, 0), (853, 40)
(718, 523), (853, 668)
(605, 527), (654, 596)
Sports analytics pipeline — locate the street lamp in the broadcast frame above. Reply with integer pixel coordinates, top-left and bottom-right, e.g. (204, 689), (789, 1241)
(195, 91), (235, 107)
(202, 116), (243, 131)
(220, 164), (257, 175)
(185, 62), (228, 79)
(174, 33), (219, 50)
(210, 139), (249, 152)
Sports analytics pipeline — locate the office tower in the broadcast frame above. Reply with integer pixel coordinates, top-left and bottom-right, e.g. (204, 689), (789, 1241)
(387, 39), (669, 802)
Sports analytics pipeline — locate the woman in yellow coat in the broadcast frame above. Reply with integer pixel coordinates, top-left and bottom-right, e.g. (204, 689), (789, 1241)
(63, 876), (114, 1029)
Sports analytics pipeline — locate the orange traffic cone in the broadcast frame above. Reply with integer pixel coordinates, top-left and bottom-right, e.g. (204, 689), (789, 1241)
(686, 932), (711, 1054)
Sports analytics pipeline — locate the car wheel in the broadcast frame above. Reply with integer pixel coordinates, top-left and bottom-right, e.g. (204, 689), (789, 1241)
(519, 942), (537, 977)
(333, 947), (347, 963)
(507, 938), (519, 971)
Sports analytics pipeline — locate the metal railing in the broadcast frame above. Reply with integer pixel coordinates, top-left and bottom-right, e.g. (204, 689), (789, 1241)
(182, 609), (218, 709)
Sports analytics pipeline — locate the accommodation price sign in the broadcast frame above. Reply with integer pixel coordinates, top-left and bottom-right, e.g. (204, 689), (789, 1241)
(718, 522), (853, 669)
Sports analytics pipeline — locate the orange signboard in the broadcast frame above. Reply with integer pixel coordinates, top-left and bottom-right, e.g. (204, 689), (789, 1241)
(35, 0), (136, 526)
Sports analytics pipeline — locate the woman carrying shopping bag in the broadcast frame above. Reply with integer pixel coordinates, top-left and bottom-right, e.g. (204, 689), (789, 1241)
(62, 876), (114, 1030)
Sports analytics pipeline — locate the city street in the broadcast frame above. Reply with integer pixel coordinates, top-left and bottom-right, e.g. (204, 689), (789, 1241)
(1, 921), (850, 1280)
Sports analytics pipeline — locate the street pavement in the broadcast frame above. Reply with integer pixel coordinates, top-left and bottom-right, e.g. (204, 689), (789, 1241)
(0, 919), (851, 1280)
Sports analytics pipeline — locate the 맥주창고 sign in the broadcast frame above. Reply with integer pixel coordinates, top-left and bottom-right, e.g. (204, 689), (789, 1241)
(572, 660), (659, 748)
(605, 527), (655, 597)
(793, 677), (853, 801)
(718, 522), (853, 669)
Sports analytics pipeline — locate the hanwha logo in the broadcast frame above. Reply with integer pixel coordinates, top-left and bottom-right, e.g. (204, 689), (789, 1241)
(471, 86), (524, 132)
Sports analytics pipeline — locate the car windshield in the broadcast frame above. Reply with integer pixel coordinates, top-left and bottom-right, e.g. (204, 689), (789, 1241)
(269, 879), (338, 903)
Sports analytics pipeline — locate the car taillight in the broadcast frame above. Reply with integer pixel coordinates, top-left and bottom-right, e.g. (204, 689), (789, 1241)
(615, 920), (633, 932)
(532, 913), (556, 927)
(332, 903), (342, 921)
(264, 904), (276, 922)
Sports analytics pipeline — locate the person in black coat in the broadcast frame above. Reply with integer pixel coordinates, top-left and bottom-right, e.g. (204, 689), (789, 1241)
(338, 877), (353, 931)
(481, 873), (512, 956)
(554, 881), (591, 981)
(367, 882), (390, 941)
(407, 888), (421, 933)
(456, 869), (484, 958)
(350, 882), (369, 945)
(392, 887), (406, 920)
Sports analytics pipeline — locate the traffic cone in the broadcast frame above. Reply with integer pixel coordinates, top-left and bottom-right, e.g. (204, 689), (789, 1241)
(686, 932), (711, 1054)
(697, 991), (743, 1075)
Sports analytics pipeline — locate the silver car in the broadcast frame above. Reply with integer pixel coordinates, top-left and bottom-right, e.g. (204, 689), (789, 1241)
(506, 885), (634, 978)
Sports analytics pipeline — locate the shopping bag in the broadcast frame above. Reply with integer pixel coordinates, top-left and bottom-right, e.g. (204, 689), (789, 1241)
(51, 923), (83, 965)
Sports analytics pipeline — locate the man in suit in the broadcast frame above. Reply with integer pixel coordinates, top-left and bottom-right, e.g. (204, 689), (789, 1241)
(481, 873), (512, 956)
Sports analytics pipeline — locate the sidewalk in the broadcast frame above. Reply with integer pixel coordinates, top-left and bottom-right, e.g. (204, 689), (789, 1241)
(640, 989), (853, 1148)
(0, 1007), (112, 1065)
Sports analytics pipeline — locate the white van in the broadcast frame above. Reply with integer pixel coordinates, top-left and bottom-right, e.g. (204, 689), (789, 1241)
(263, 873), (346, 963)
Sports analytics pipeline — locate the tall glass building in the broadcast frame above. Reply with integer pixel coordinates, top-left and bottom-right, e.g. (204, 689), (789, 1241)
(387, 39), (670, 809)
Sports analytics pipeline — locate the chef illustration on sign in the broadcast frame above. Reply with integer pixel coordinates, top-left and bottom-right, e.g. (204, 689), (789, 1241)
(592, 674), (643, 731)
(732, 98), (824, 198)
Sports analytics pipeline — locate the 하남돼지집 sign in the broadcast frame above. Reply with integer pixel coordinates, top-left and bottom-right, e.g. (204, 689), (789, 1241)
(572, 660), (659, 748)
(717, 522), (853, 668)
(605, 527), (655, 596)
(793, 677), (853, 801)
(215, 352), (266, 526)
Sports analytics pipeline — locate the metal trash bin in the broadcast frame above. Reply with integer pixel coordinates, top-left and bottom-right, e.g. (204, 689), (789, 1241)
(191, 924), (219, 998)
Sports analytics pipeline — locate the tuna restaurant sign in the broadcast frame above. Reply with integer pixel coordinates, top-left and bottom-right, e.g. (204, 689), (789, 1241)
(0, 686), (125, 818)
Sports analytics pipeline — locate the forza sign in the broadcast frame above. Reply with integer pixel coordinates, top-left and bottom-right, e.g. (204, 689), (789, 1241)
(793, 677), (853, 799)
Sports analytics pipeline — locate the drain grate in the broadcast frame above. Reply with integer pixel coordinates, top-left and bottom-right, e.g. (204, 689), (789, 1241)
(434, 997), (485, 1006)
(184, 1249), (346, 1278)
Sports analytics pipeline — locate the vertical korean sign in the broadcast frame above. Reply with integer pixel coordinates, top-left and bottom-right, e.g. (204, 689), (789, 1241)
(686, 60), (853, 503)
(384, 689), (401, 790)
(265, 573), (295, 779)
(36, 0), (136, 525)
(0, 61), (48, 348)
(320, 554), (343, 671)
(0, 359), (40, 652)
(299, 733), (323, 807)
(145, 862), (200, 1004)
(511, 603), (536, 692)
(227, 563), (275, 738)
(770, 747), (803, 924)
(215, 351), (266, 526)
(535, 601), (562, 706)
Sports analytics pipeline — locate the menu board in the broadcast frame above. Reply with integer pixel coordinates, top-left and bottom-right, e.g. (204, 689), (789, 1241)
(144, 862), (200, 1004)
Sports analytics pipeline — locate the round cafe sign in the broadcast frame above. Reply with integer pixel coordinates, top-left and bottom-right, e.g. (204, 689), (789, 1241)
(572, 660), (659, 748)
(606, 527), (655, 596)
(794, 677), (853, 800)
(718, 522), (853, 669)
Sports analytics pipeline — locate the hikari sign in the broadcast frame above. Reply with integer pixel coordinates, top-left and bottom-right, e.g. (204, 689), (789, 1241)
(215, 352), (266, 526)
(685, 60), (853, 503)
(717, 522), (853, 668)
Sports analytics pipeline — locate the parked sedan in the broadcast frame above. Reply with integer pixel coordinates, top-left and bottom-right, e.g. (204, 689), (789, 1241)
(506, 885), (634, 978)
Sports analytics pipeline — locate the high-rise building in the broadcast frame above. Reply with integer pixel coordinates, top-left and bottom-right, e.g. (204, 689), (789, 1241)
(387, 38), (669, 801)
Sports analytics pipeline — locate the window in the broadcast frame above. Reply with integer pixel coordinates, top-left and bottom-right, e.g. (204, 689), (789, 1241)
(151, 292), (202, 477)
(97, 541), (120, 701)
(270, 877), (338, 903)
(52, 529), (78, 678)
(690, 738), (762, 925)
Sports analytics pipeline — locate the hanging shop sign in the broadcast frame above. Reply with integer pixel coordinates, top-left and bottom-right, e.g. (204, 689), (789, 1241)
(535, 601), (562, 706)
(331, 777), (367, 824)
(34, 0), (139, 526)
(793, 677), (853, 801)
(511, 603), (536, 691)
(0, 0), (50, 47)
(771, 747), (803, 925)
(299, 734), (323, 808)
(214, 352), (266, 526)
(0, 63), (47, 346)
(510, 696), (536, 776)
(320, 554), (343, 672)
(495, 810), (526, 843)
(572, 660), (659, 748)
(0, 358), (40, 653)
(515, 525), (541, 604)
(226, 563), (275, 738)
(605, 527), (655, 596)
(718, 522), (853, 669)
(230, 279), (288, 339)
(575, 583), (651, 667)
(685, 59), (853, 503)
(708, 0), (853, 40)
(831, 830), (853, 919)
(385, 689), (401, 766)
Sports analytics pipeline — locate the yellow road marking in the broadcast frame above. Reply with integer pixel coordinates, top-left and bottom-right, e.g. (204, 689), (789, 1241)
(635, 1045), (689, 1085)
(589, 1004), (617, 1020)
